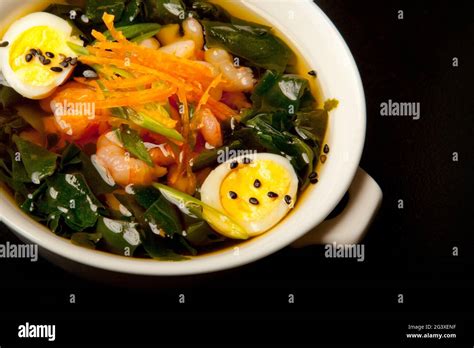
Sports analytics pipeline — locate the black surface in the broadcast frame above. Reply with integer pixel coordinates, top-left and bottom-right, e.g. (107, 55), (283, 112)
(0, 0), (473, 345)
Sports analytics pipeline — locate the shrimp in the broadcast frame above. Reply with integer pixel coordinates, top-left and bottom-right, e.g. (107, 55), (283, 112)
(182, 18), (204, 51)
(95, 132), (167, 187)
(204, 48), (255, 92)
(196, 108), (222, 148)
(159, 40), (196, 59)
(41, 82), (103, 140)
(149, 143), (176, 166)
(157, 18), (204, 58)
(139, 37), (160, 49)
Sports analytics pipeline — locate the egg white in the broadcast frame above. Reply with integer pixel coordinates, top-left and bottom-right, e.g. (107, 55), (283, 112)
(0, 12), (82, 99)
(200, 153), (298, 237)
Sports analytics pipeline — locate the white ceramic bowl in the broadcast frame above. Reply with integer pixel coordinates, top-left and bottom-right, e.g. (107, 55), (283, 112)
(0, 0), (366, 276)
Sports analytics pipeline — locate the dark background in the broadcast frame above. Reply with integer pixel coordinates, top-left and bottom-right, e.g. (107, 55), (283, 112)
(0, 0), (473, 345)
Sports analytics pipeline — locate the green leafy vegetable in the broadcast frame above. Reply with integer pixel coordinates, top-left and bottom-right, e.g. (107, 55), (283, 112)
(191, 140), (243, 172)
(71, 232), (102, 249)
(251, 71), (314, 113)
(294, 109), (328, 146)
(134, 186), (183, 236)
(185, 220), (225, 247)
(15, 105), (46, 135)
(245, 114), (314, 185)
(116, 125), (154, 166)
(86, 0), (126, 23)
(144, 0), (186, 24)
(118, 0), (145, 25)
(0, 86), (25, 109)
(202, 21), (293, 73)
(187, 0), (231, 22)
(44, 173), (102, 231)
(96, 217), (141, 255)
(13, 135), (57, 184)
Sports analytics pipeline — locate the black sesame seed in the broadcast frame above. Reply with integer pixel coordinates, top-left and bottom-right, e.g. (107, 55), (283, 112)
(37, 49), (43, 56)
(310, 178), (319, 185)
(323, 144), (330, 154)
(29, 48), (38, 56)
(253, 179), (261, 188)
(25, 54), (33, 62)
(284, 195), (292, 205)
(267, 192), (279, 198)
(309, 172), (318, 180)
(69, 57), (78, 66)
(38, 55), (45, 63)
(65, 57), (72, 63)
(229, 191), (238, 199)
(230, 161), (238, 169)
(50, 67), (63, 72)
(83, 69), (98, 78)
(60, 61), (69, 68)
(249, 197), (259, 205)
(242, 157), (252, 164)
(308, 70), (317, 77)
(45, 52), (54, 58)
(0, 41), (9, 47)
(42, 58), (51, 65)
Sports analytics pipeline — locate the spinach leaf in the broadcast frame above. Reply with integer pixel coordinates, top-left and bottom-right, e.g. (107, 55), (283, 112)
(85, 0), (126, 23)
(71, 232), (102, 250)
(185, 220), (225, 247)
(96, 217), (141, 255)
(144, 0), (186, 24)
(0, 86), (25, 109)
(187, 0), (231, 22)
(13, 135), (58, 184)
(115, 191), (190, 260)
(251, 71), (314, 113)
(134, 186), (183, 236)
(81, 151), (118, 196)
(294, 109), (328, 146)
(191, 140), (243, 172)
(60, 143), (82, 169)
(118, 0), (145, 25)
(202, 21), (293, 73)
(245, 114), (314, 185)
(117, 125), (153, 166)
(59, 143), (117, 196)
(44, 173), (102, 231)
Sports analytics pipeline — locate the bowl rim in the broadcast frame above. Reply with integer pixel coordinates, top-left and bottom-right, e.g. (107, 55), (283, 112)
(0, 0), (366, 276)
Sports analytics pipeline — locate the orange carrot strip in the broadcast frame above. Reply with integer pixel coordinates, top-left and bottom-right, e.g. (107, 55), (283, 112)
(91, 29), (107, 42)
(93, 87), (177, 108)
(78, 55), (187, 89)
(196, 73), (222, 113)
(102, 13), (126, 42)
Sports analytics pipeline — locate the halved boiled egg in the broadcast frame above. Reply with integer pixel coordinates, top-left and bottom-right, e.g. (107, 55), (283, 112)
(0, 12), (83, 99)
(201, 153), (298, 237)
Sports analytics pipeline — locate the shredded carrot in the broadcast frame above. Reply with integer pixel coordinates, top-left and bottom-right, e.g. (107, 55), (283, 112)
(79, 55), (188, 89)
(102, 13), (126, 42)
(75, 75), (158, 90)
(196, 73), (222, 113)
(91, 29), (107, 42)
(93, 86), (177, 108)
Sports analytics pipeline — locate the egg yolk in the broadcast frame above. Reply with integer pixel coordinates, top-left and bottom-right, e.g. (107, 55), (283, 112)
(9, 26), (69, 86)
(219, 160), (291, 225)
